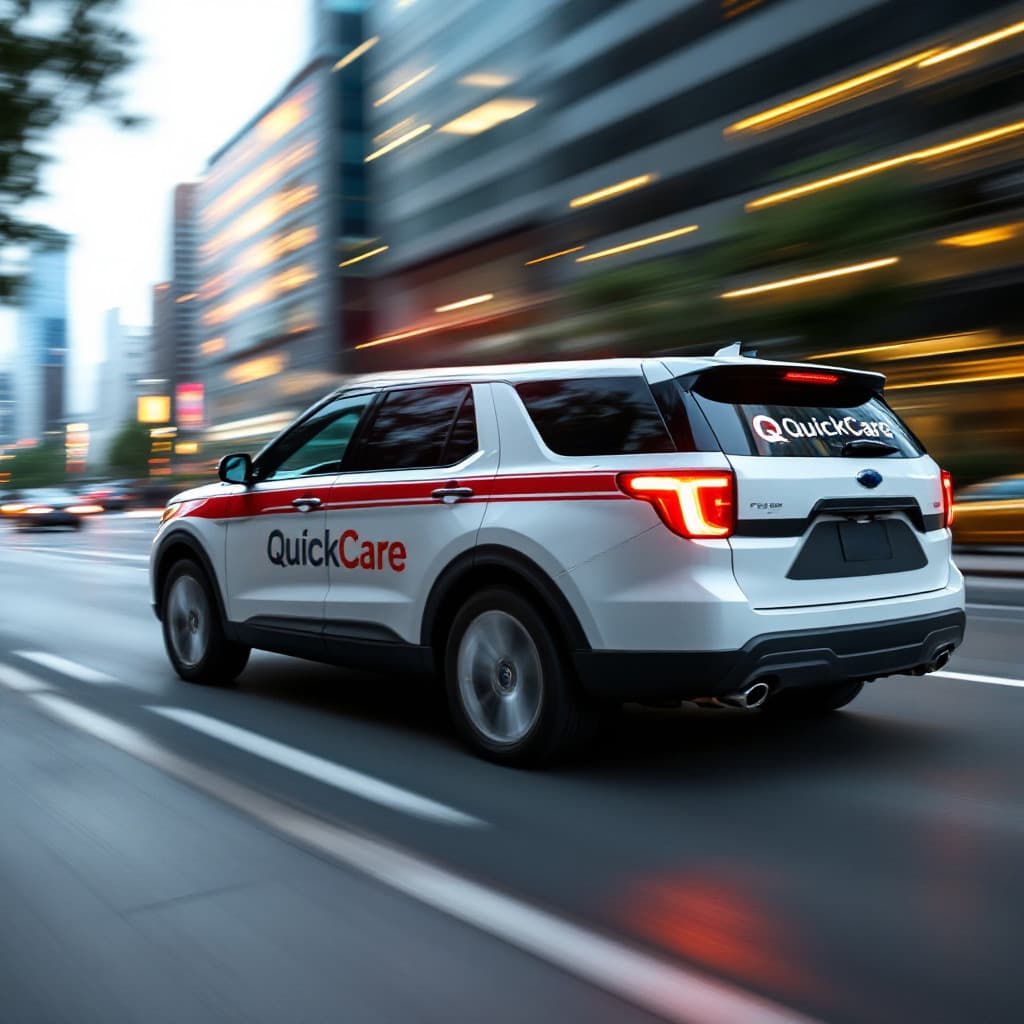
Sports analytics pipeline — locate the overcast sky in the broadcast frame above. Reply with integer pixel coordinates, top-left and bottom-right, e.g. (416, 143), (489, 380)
(0, 0), (310, 411)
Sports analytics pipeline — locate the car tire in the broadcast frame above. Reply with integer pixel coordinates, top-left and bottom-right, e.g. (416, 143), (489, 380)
(162, 559), (250, 686)
(763, 680), (864, 715)
(445, 586), (596, 766)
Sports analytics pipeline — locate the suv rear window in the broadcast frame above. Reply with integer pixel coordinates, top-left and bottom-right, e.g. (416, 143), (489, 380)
(516, 377), (675, 456)
(687, 370), (924, 458)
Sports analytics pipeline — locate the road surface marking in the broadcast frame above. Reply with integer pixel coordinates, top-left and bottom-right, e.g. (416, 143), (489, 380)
(16, 688), (819, 1024)
(933, 669), (1024, 689)
(147, 706), (483, 828)
(3, 545), (149, 563)
(0, 664), (51, 693)
(15, 651), (117, 684)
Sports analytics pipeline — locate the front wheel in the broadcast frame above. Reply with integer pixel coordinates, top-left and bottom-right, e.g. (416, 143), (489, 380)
(445, 587), (595, 766)
(162, 559), (249, 686)
(763, 680), (864, 715)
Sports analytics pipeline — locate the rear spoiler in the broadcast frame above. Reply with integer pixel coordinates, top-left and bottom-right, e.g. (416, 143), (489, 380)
(675, 362), (887, 394)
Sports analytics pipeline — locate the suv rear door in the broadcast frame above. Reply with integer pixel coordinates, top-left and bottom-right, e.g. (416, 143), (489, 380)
(680, 364), (950, 610)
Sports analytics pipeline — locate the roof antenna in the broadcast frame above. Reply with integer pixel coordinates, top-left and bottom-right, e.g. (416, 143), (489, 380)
(714, 341), (757, 358)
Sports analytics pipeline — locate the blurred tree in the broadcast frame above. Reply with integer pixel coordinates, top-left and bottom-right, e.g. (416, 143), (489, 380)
(0, 0), (138, 301)
(106, 419), (150, 477)
(7, 440), (65, 487)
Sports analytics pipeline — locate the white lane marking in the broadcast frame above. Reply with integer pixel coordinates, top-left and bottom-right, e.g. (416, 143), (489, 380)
(147, 706), (483, 828)
(967, 602), (1024, 614)
(19, 689), (818, 1024)
(932, 669), (1024, 689)
(3, 545), (149, 562)
(0, 664), (51, 693)
(15, 651), (117, 684)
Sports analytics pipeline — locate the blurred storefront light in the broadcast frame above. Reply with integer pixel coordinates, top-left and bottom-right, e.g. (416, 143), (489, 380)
(339, 245), (389, 267)
(439, 98), (537, 136)
(570, 174), (656, 209)
(200, 337), (226, 356)
(365, 123), (432, 162)
(720, 256), (899, 298)
(333, 36), (378, 72)
(435, 293), (493, 313)
(374, 67), (435, 108)
(748, 118), (1024, 210)
(137, 395), (171, 424)
(225, 353), (287, 385)
(205, 411), (298, 444)
(919, 18), (1024, 67)
(576, 224), (698, 263)
(938, 223), (1022, 248)
(525, 246), (584, 266)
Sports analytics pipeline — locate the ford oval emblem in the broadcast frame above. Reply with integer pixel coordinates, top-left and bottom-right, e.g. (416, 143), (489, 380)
(857, 469), (883, 489)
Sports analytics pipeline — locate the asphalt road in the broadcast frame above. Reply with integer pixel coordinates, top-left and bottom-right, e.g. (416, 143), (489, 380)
(1, 515), (1022, 1024)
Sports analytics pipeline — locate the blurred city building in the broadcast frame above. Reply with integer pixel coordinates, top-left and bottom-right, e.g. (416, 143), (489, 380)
(359, 0), (1024, 479)
(150, 281), (173, 393)
(93, 308), (152, 463)
(193, 0), (370, 452)
(170, 183), (201, 419)
(0, 370), (13, 446)
(12, 233), (69, 443)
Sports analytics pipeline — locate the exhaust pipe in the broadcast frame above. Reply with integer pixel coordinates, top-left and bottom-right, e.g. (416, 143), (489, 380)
(911, 645), (954, 676)
(717, 680), (771, 710)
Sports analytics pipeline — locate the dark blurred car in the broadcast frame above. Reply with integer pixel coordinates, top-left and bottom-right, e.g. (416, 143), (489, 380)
(0, 488), (103, 530)
(953, 475), (1024, 545)
(77, 479), (139, 511)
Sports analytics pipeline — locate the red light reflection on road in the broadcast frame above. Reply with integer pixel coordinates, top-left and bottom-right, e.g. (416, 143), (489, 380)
(615, 871), (822, 1001)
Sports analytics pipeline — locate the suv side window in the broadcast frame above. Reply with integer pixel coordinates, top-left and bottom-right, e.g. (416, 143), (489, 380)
(256, 393), (373, 481)
(351, 384), (476, 471)
(516, 377), (675, 456)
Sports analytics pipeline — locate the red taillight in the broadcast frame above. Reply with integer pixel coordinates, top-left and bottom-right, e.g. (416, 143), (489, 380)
(618, 471), (735, 539)
(941, 469), (955, 528)
(782, 371), (839, 384)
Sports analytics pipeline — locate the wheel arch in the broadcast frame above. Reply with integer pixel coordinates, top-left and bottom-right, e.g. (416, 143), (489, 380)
(153, 529), (230, 631)
(421, 545), (591, 666)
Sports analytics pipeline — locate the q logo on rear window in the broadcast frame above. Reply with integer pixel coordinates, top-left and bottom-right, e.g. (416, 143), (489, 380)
(752, 415), (789, 444)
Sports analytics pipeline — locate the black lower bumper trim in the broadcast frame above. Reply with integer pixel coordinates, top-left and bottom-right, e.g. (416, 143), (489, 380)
(573, 609), (966, 702)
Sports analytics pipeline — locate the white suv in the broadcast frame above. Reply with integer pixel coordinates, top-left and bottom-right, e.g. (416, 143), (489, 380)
(151, 354), (965, 764)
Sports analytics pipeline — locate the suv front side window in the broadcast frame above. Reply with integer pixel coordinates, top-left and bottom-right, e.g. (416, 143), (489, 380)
(256, 393), (373, 481)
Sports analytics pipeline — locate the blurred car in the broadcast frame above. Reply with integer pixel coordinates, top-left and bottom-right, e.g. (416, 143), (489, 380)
(953, 475), (1024, 545)
(77, 479), (139, 511)
(0, 488), (103, 529)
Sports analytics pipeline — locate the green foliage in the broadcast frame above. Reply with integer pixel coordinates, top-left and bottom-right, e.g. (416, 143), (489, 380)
(106, 419), (150, 477)
(7, 441), (65, 487)
(1, 0), (138, 301)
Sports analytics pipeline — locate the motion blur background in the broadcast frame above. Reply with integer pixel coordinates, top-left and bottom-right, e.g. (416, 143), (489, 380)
(3, 0), (1024, 503)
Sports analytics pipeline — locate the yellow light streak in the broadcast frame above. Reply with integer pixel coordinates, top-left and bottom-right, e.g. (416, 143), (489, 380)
(920, 19), (1024, 67)
(356, 325), (436, 350)
(364, 123), (432, 162)
(373, 117), (415, 144)
(726, 51), (935, 135)
(339, 245), (389, 267)
(374, 67), (435, 107)
(459, 73), (513, 88)
(200, 337), (226, 356)
(576, 225), (698, 263)
(435, 293), (493, 313)
(439, 98), (536, 135)
(938, 223), (1021, 247)
(333, 36), (378, 72)
(747, 119), (1024, 210)
(175, 293), (197, 303)
(811, 331), (1002, 362)
(569, 174), (655, 209)
(524, 246), (584, 265)
(720, 257), (899, 299)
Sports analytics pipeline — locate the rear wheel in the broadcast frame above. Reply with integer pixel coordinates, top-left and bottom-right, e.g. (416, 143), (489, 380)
(445, 587), (595, 766)
(162, 559), (249, 685)
(764, 680), (864, 715)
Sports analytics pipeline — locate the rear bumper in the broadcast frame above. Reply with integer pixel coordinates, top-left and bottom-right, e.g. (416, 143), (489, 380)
(573, 608), (966, 702)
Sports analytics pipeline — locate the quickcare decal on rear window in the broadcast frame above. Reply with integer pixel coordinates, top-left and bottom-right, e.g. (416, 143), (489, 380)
(752, 414), (896, 445)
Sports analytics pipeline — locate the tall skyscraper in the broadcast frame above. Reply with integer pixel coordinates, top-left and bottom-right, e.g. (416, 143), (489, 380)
(171, 183), (201, 404)
(93, 308), (153, 459)
(13, 233), (69, 442)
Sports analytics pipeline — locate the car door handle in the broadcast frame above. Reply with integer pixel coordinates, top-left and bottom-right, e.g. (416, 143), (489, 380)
(431, 485), (474, 504)
(291, 496), (322, 512)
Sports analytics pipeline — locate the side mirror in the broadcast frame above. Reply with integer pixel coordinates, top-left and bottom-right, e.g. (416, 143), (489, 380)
(218, 453), (253, 485)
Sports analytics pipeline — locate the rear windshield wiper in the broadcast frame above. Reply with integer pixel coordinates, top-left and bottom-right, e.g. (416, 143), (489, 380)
(838, 439), (900, 457)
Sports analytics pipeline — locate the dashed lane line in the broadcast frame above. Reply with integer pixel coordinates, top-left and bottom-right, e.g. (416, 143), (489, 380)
(932, 669), (1024, 689)
(14, 651), (117, 685)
